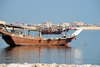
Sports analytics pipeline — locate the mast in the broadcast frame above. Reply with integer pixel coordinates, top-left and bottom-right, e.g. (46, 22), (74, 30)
(28, 30), (30, 35)
(3, 25), (8, 32)
(23, 28), (26, 36)
(39, 31), (42, 38)
(39, 27), (42, 38)
(63, 26), (66, 38)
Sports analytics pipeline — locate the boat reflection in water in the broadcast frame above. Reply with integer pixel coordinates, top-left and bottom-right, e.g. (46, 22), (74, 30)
(0, 46), (83, 64)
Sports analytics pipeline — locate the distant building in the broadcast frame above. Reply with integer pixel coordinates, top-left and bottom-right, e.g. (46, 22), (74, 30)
(42, 21), (53, 27)
(94, 23), (100, 27)
(70, 22), (84, 27)
(60, 23), (70, 27)
(87, 24), (94, 27)
(28, 24), (33, 27)
(0, 21), (6, 24)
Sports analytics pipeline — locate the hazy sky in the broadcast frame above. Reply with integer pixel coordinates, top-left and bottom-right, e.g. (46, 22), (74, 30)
(0, 0), (100, 24)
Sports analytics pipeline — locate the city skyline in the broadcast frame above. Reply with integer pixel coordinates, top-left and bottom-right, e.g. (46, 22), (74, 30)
(0, 20), (100, 27)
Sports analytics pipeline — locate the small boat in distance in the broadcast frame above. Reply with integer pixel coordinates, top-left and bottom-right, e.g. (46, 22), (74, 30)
(40, 27), (63, 34)
(39, 26), (77, 34)
(0, 23), (82, 47)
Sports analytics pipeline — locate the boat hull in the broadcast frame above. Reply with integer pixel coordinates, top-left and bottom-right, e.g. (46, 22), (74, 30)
(41, 31), (62, 34)
(2, 34), (74, 47)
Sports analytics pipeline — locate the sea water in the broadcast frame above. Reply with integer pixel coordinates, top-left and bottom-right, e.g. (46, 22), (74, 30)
(0, 30), (100, 65)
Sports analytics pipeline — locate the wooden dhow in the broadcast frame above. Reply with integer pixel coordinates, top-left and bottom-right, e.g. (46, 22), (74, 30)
(0, 24), (82, 47)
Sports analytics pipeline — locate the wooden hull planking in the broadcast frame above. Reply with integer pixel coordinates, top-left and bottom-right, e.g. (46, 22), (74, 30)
(2, 34), (74, 47)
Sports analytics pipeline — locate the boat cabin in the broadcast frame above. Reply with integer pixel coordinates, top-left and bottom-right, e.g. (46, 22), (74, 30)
(11, 30), (24, 35)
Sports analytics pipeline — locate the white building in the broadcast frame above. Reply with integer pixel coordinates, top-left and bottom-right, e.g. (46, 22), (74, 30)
(60, 23), (70, 27)
(0, 20), (6, 24)
(42, 21), (53, 27)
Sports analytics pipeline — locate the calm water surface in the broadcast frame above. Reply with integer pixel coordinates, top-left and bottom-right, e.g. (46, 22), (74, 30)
(0, 30), (100, 65)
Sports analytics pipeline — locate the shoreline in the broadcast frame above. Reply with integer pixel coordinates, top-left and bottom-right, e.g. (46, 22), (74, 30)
(0, 63), (100, 67)
(76, 27), (100, 30)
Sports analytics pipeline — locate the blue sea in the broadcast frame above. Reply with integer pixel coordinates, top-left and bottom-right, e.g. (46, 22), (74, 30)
(0, 30), (100, 65)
